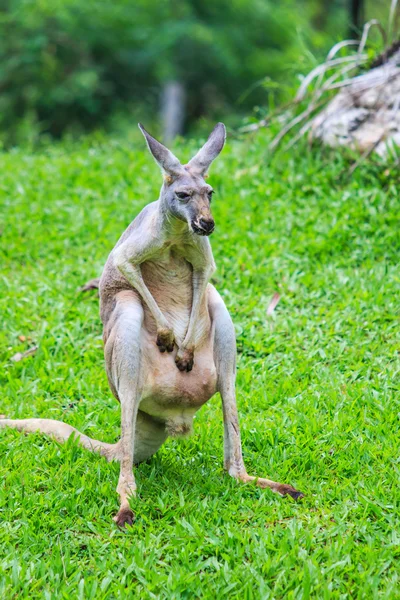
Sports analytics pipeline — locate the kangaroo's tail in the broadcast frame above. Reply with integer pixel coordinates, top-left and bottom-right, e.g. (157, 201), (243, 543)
(0, 417), (120, 462)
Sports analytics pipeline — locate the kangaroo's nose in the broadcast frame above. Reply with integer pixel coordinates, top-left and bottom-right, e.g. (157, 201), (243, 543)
(199, 217), (215, 234)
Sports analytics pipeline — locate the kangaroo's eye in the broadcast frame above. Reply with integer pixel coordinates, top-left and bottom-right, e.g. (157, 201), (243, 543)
(176, 192), (191, 202)
(208, 190), (214, 201)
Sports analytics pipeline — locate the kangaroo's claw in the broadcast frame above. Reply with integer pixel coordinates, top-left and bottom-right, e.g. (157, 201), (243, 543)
(156, 328), (175, 353)
(175, 348), (194, 372)
(114, 507), (135, 528)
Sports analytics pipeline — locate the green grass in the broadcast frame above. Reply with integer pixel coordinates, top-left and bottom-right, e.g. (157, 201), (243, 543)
(0, 131), (399, 599)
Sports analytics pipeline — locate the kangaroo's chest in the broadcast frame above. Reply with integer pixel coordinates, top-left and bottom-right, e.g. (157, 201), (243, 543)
(140, 247), (196, 340)
(142, 248), (193, 304)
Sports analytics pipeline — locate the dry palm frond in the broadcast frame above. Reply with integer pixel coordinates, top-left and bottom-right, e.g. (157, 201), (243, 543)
(261, 12), (400, 161)
(294, 54), (366, 102)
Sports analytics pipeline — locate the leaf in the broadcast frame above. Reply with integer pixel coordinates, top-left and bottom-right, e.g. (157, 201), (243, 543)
(266, 292), (281, 316)
(10, 345), (38, 362)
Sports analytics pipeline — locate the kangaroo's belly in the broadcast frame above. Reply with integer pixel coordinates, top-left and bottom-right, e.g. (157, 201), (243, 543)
(139, 325), (217, 436)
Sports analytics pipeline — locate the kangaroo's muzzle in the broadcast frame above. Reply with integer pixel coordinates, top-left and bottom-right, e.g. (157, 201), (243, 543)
(191, 217), (215, 236)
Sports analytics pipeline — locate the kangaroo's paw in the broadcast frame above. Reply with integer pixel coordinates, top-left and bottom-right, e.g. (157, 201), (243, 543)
(156, 328), (175, 353)
(175, 348), (194, 372)
(113, 507), (135, 528)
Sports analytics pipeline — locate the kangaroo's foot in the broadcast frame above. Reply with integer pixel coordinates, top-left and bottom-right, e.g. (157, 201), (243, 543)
(156, 328), (175, 353)
(175, 347), (194, 372)
(114, 506), (135, 528)
(114, 475), (137, 528)
(236, 471), (304, 500)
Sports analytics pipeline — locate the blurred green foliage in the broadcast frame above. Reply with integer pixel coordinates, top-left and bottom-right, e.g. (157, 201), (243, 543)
(0, 0), (335, 143)
(1, 0), (394, 144)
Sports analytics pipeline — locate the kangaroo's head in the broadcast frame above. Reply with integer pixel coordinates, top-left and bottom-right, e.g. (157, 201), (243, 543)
(139, 123), (226, 236)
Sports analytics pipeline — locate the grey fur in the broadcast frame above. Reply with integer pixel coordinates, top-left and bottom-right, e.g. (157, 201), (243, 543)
(138, 123), (184, 176)
(188, 122), (226, 175)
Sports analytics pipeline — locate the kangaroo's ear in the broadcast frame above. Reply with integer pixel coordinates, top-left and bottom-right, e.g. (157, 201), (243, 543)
(138, 124), (183, 177)
(187, 123), (226, 176)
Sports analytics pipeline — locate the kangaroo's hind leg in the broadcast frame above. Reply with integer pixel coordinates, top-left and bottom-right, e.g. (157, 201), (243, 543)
(104, 291), (166, 527)
(208, 285), (303, 499)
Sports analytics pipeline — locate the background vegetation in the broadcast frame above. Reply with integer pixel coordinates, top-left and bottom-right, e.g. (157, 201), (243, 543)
(0, 0), (394, 145)
(0, 134), (399, 598)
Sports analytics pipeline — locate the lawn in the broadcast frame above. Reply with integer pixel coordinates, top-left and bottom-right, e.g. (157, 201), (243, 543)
(0, 131), (399, 598)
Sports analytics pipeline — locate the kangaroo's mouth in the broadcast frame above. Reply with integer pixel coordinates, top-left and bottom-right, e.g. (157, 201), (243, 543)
(190, 220), (215, 236)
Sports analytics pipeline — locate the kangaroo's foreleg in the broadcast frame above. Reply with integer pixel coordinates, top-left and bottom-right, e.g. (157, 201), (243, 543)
(176, 265), (214, 372)
(209, 286), (304, 500)
(113, 242), (175, 353)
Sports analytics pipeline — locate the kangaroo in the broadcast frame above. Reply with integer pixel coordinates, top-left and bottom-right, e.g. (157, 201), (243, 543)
(0, 123), (303, 527)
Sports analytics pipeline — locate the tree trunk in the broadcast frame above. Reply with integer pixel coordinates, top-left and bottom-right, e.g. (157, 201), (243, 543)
(161, 81), (186, 144)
